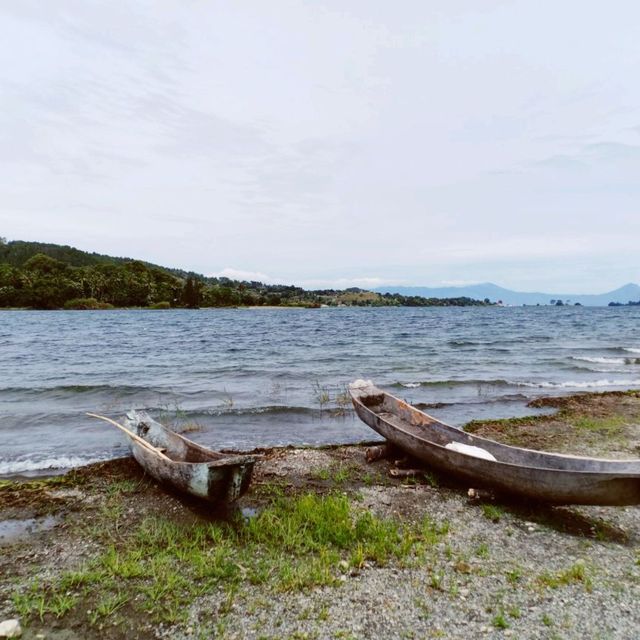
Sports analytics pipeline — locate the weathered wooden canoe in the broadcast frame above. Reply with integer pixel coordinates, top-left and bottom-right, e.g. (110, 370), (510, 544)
(123, 410), (256, 504)
(349, 380), (640, 505)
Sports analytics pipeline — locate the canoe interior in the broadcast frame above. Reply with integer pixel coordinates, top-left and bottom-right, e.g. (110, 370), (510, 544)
(126, 411), (252, 466)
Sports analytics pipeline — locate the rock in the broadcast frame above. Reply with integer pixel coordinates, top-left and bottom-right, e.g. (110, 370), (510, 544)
(0, 619), (22, 638)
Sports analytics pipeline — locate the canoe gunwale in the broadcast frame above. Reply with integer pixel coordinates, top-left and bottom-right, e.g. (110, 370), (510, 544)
(128, 440), (256, 469)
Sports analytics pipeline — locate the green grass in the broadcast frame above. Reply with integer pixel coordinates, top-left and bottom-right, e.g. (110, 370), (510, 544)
(492, 612), (509, 629)
(536, 560), (592, 591)
(505, 566), (523, 584)
(12, 492), (450, 629)
(105, 478), (141, 496)
(0, 471), (85, 495)
(311, 462), (361, 487)
(507, 605), (521, 619)
(481, 504), (504, 523)
(571, 415), (626, 435)
(464, 415), (548, 433)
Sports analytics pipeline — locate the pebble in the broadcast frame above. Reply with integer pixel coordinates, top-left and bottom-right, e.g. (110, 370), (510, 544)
(0, 619), (21, 639)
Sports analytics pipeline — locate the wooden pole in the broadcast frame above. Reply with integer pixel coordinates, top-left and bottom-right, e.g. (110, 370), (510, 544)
(86, 412), (172, 461)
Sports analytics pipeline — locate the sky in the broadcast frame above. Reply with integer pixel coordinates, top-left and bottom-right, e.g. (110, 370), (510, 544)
(1, 1), (639, 293)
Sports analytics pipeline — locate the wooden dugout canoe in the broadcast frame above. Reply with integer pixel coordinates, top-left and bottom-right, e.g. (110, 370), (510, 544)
(349, 380), (640, 505)
(123, 410), (256, 504)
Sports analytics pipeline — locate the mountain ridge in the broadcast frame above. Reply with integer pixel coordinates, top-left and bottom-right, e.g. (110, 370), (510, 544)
(375, 282), (640, 306)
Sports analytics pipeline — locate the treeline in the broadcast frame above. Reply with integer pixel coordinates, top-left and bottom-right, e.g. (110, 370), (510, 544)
(0, 240), (492, 309)
(608, 300), (640, 307)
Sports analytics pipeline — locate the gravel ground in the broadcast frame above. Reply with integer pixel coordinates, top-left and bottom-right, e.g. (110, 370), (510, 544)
(156, 477), (640, 640)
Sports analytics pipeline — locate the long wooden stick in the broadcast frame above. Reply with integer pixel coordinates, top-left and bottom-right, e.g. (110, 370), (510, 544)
(86, 412), (172, 461)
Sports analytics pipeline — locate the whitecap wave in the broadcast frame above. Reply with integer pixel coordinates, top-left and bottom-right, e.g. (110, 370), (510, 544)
(399, 382), (421, 388)
(624, 348), (640, 354)
(0, 455), (107, 475)
(572, 356), (639, 365)
(516, 379), (640, 389)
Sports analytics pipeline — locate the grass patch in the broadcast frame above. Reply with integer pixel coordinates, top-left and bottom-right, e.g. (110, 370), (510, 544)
(12, 492), (449, 629)
(505, 566), (523, 584)
(481, 504), (504, 523)
(0, 472), (85, 494)
(571, 415), (626, 435)
(311, 461), (363, 487)
(492, 611), (509, 629)
(465, 415), (548, 433)
(536, 560), (592, 591)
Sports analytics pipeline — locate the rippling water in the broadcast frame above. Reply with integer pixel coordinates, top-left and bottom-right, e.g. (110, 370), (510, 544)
(2, 306), (640, 475)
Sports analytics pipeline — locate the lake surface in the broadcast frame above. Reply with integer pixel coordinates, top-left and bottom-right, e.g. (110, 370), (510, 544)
(2, 306), (640, 475)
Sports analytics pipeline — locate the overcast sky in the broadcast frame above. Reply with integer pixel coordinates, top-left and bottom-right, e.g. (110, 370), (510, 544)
(1, 1), (639, 292)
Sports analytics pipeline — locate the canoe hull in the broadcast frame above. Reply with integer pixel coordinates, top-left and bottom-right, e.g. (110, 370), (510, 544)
(350, 382), (640, 505)
(125, 411), (256, 504)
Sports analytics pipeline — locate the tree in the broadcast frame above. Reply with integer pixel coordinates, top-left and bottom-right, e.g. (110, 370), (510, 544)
(24, 253), (68, 275)
(181, 277), (202, 308)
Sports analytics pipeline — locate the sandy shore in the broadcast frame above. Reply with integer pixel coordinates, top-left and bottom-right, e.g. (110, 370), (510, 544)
(1, 390), (640, 639)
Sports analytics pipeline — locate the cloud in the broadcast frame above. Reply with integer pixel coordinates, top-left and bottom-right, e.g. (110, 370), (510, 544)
(2, 2), (640, 293)
(297, 277), (404, 290)
(207, 270), (404, 290)
(438, 279), (484, 286)
(209, 268), (279, 284)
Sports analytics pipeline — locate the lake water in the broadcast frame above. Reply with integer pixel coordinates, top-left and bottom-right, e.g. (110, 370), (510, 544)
(2, 306), (640, 475)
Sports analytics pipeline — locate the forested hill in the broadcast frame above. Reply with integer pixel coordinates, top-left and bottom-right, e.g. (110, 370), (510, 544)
(0, 240), (138, 269)
(0, 240), (195, 279)
(0, 239), (490, 310)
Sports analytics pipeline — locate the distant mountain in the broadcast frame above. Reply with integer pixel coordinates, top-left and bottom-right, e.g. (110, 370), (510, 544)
(374, 283), (640, 307)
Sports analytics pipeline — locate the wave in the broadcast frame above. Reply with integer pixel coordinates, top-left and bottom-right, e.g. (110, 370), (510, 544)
(570, 367), (633, 375)
(395, 378), (640, 391)
(395, 379), (512, 389)
(414, 393), (531, 409)
(447, 336), (551, 348)
(0, 455), (109, 476)
(0, 384), (154, 396)
(572, 356), (640, 365)
(623, 348), (640, 354)
(179, 405), (317, 418)
(516, 379), (640, 389)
